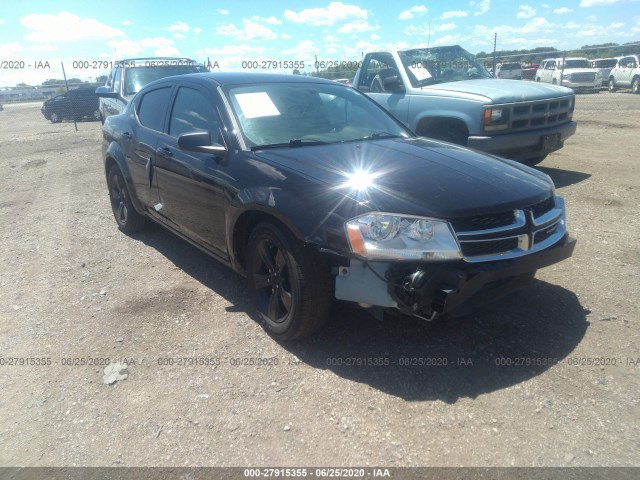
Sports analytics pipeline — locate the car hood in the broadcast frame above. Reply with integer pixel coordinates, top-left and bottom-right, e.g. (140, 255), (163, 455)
(420, 79), (572, 103)
(253, 138), (553, 218)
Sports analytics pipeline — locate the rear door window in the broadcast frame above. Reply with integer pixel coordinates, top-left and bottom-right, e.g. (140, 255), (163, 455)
(137, 87), (172, 132)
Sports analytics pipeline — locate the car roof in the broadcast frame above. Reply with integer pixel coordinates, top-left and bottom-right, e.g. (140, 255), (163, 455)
(115, 56), (198, 62)
(147, 72), (337, 88)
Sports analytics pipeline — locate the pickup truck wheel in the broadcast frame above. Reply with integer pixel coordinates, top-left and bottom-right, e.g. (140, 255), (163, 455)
(608, 78), (616, 92)
(246, 222), (331, 340)
(521, 155), (547, 166)
(632, 77), (640, 94)
(107, 165), (148, 233)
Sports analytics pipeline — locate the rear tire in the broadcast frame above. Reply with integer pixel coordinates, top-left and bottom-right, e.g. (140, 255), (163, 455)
(107, 165), (148, 233)
(246, 222), (332, 340)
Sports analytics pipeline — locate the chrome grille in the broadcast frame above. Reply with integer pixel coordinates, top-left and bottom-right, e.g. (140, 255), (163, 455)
(528, 196), (554, 217)
(570, 72), (596, 83)
(501, 96), (574, 132)
(453, 196), (566, 262)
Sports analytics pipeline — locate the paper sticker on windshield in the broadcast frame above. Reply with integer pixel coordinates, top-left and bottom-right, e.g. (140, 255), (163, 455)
(407, 64), (431, 82)
(235, 92), (280, 119)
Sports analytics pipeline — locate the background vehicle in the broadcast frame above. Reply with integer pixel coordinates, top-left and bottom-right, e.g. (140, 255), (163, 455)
(353, 45), (576, 166)
(535, 57), (602, 93)
(40, 87), (99, 123)
(495, 62), (522, 80)
(591, 57), (619, 87)
(95, 57), (208, 123)
(521, 63), (540, 80)
(102, 72), (575, 340)
(608, 55), (640, 93)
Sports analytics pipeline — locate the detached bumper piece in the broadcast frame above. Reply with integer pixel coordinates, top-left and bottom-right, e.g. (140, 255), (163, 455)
(389, 234), (576, 319)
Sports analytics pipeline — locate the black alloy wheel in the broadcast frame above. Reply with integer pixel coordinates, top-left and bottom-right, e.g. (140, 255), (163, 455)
(107, 165), (147, 233)
(246, 222), (331, 340)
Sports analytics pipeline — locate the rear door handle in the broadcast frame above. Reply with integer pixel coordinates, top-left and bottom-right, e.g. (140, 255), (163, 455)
(157, 147), (173, 158)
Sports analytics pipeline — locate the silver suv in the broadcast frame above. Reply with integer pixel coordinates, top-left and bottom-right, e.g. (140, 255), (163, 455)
(95, 57), (207, 123)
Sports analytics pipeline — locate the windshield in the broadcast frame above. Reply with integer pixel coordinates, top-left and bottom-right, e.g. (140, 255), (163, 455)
(123, 65), (207, 97)
(398, 46), (492, 87)
(225, 82), (411, 150)
(594, 59), (618, 68)
(564, 59), (591, 69)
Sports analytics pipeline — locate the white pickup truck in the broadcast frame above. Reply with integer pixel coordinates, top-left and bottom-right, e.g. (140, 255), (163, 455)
(608, 54), (640, 94)
(535, 57), (602, 93)
(353, 45), (577, 166)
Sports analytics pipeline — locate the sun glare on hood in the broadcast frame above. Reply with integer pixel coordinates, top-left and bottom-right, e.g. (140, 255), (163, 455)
(343, 169), (377, 191)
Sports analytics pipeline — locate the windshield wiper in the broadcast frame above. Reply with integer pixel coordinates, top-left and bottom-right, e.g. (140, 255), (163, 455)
(250, 138), (329, 151)
(367, 132), (402, 139)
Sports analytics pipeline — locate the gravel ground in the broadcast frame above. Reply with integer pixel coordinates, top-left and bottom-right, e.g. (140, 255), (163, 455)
(0, 94), (638, 468)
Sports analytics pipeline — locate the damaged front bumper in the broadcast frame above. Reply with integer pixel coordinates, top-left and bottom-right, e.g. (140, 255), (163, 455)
(335, 234), (576, 320)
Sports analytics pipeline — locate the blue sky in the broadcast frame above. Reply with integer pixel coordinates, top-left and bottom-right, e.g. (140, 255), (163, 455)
(0, 0), (637, 85)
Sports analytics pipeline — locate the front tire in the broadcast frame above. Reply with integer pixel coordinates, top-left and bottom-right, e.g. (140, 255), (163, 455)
(107, 165), (147, 233)
(246, 222), (332, 340)
(421, 127), (467, 146)
(632, 77), (640, 94)
(50, 112), (61, 123)
(521, 154), (547, 166)
(609, 78), (616, 92)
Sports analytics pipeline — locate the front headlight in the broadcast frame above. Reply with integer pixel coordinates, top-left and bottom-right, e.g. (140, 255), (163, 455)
(483, 107), (509, 132)
(562, 74), (571, 81)
(345, 213), (462, 261)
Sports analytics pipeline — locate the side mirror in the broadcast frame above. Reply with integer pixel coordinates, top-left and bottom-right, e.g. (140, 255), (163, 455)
(178, 131), (226, 155)
(383, 75), (405, 93)
(95, 86), (118, 98)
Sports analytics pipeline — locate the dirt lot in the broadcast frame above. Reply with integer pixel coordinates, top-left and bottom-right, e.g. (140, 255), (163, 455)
(0, 94), (638, 469)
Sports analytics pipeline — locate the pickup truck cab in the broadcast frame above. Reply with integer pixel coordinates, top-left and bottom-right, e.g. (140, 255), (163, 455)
(95, 57), (208, 123)
(353, 46), (577, 166)
(608, 55), (640, 93)
(535, 57), (602, 93)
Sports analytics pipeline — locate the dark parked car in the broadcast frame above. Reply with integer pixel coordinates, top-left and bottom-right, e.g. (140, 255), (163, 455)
(41, 87), (99, 123)
(95, 57), (208, 123)
(102, 72), (576, 340)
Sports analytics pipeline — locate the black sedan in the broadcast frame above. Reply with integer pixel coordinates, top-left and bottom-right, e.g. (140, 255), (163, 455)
(41, 87), (100, 123)
(101, 72), (575, 340)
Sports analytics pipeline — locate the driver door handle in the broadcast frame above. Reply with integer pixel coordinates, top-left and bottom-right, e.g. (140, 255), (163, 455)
(157, 147), (173, 158)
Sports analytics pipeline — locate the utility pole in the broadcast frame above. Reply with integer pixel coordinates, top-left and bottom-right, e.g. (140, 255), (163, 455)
(492, 33), (497, 78)
(61, 61), (78, 132)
